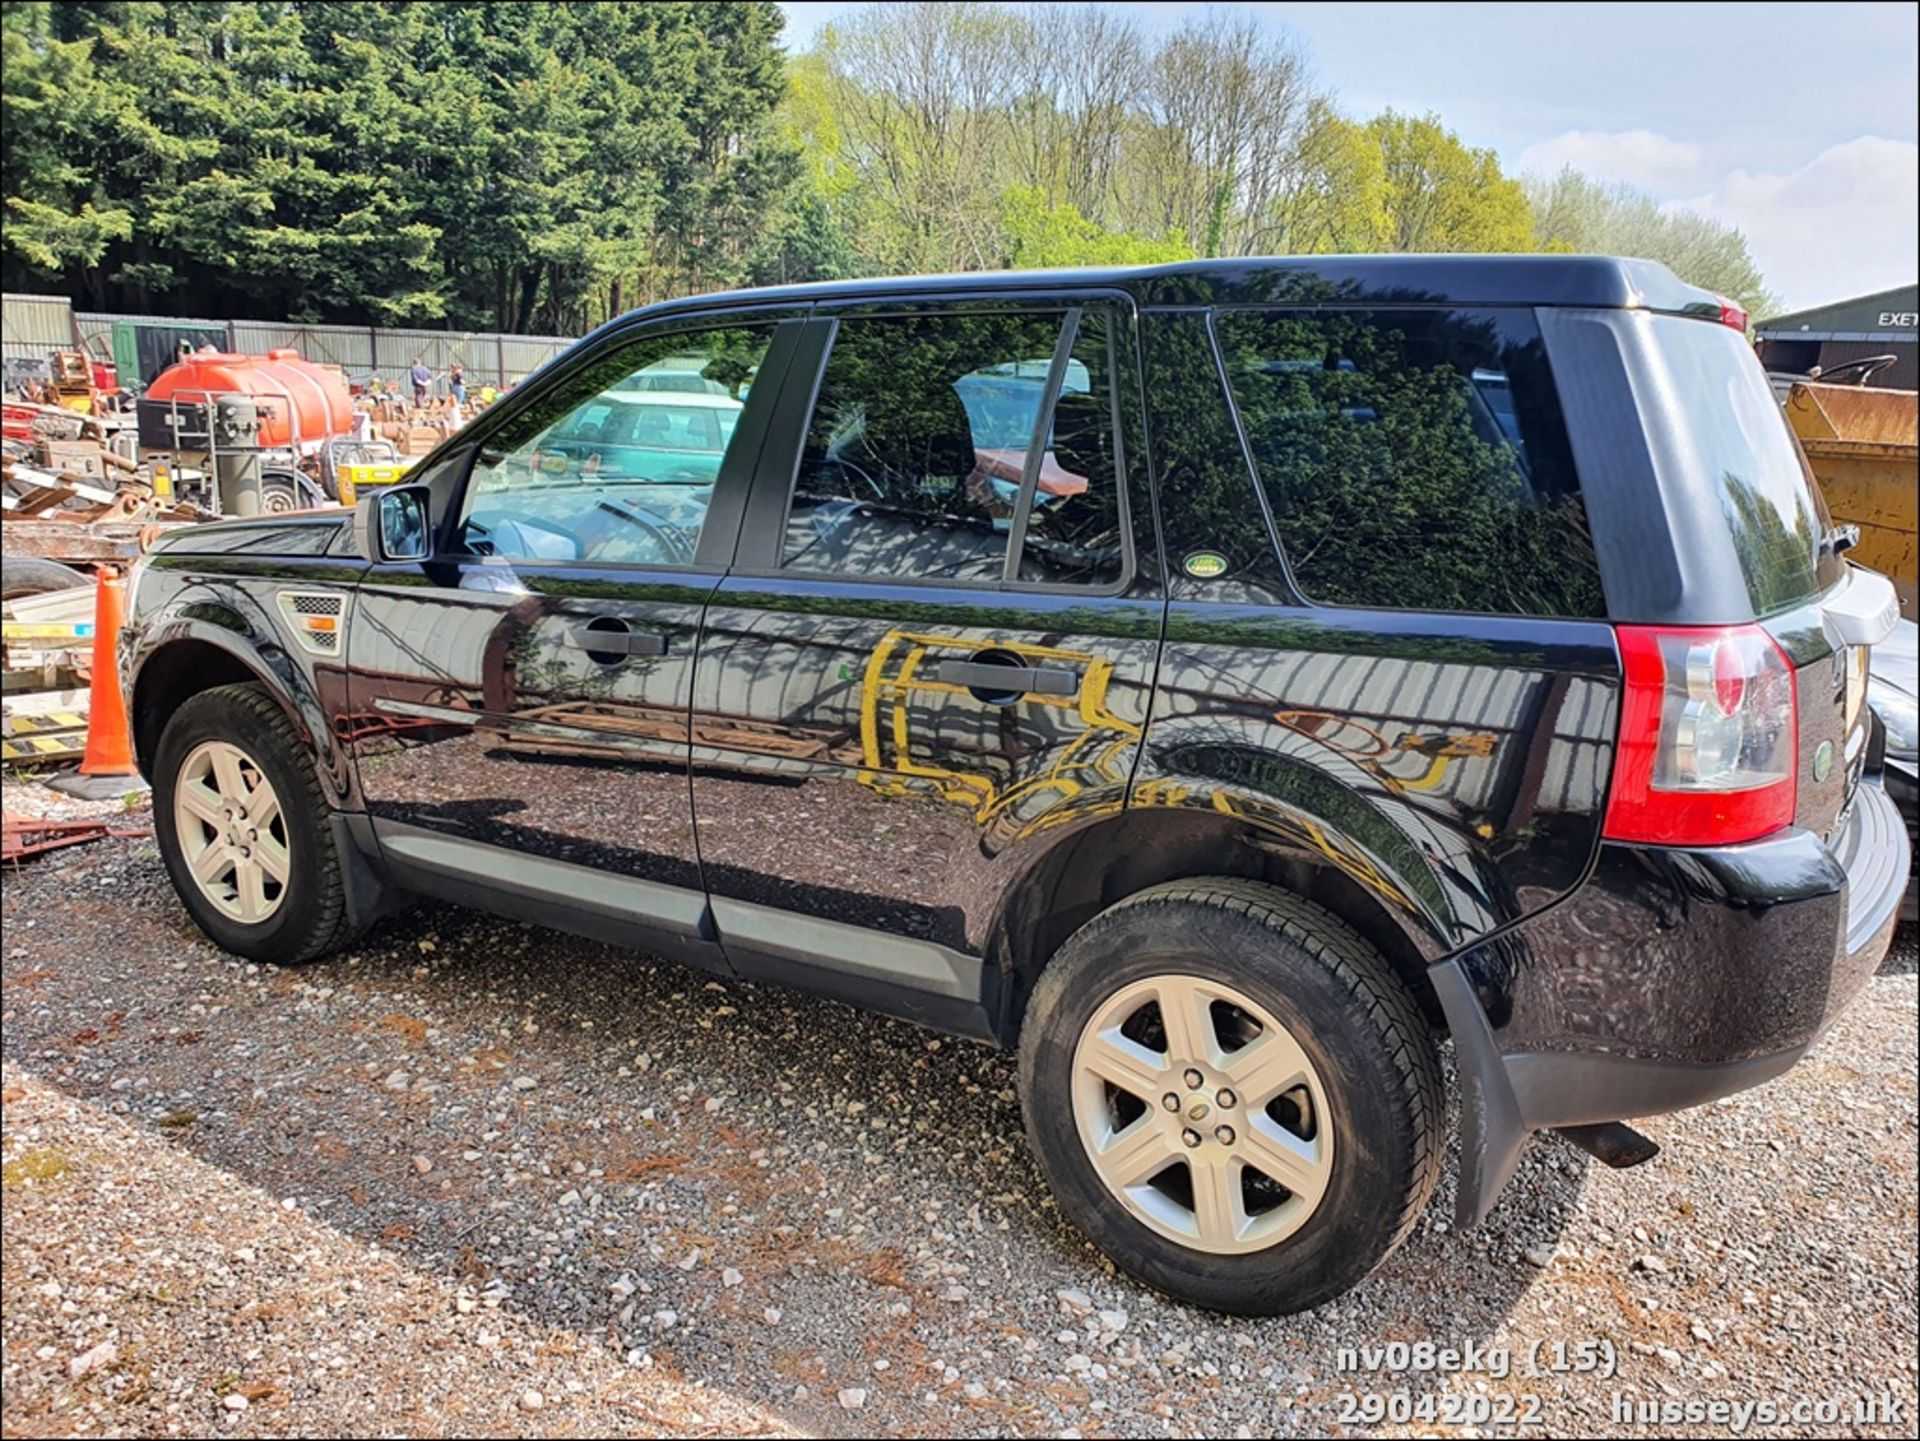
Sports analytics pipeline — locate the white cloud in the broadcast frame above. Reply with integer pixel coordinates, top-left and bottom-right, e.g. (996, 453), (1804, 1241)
(1514, 127), (1917, 312)
(1515, 129), (1710, 194)
(1666, 137), (1919, 311)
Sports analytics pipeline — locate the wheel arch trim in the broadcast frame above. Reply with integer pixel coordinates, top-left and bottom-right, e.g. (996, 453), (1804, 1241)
(128, 615), (350, 807)
(986, 802), (1445, 1040)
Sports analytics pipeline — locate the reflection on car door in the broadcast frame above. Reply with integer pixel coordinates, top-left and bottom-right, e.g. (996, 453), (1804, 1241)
(346, 317), (799, 968)
(689, 300), (1162, 1035)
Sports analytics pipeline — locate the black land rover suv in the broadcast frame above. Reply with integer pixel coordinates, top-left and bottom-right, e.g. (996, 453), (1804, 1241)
(123, 257), (1909, 1315)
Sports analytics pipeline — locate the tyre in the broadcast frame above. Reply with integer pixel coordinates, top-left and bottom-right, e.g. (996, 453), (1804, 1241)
(260, 472), (302, 514)
(2, 556), (89, 602)
(1017, 878), (1443, 1315)
(152, 682), (360, 964)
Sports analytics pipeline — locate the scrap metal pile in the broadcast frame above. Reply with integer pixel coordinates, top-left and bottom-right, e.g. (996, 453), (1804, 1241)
(4, 399), (209, 568)
(1, 812), (151, 863)
(1, 338), (454, 780)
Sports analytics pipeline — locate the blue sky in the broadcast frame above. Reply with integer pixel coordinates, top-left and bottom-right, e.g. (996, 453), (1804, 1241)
(778, 1), (1919, 312)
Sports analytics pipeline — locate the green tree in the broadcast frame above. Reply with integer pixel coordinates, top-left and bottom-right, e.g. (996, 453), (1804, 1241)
(753, 48), (863, 285)
(1262, 103), (1390, 254)
(748, 184), (862, 286)
(1364, 110), (1536, 253)
(2, 0), (1782, 329)
(2, 2), (140, 306)
(997, 185), (1190, 269)
(1, 1), (798, 330)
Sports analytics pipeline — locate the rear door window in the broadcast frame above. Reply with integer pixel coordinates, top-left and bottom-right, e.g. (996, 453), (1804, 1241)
(782, 308), (1128, 588)
(1215, 307), (1605, 618)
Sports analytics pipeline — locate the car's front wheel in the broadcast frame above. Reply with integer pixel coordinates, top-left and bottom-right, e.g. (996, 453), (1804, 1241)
(1018, 878), (1443, 1315)
(153, 683), (360, 963)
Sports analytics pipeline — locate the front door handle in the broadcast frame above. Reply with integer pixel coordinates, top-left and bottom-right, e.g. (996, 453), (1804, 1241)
(934, 660), (1078, 698)
(564, 621), (668, 659)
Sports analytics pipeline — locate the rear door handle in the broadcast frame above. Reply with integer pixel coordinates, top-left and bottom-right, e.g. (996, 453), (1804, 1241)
(564, 623), (667, 658)
(935, 660), (1078, 697)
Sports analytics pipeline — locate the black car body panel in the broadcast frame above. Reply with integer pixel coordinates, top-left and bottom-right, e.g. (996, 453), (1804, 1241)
(122, 256), (1909, 1227)
(1442, 775), (1904, 1220)
(126, 541), (365, 809)
(689, 295), (1164, 1029)
(1139, 308), (1624, 968)
(344, 558), (717, 885)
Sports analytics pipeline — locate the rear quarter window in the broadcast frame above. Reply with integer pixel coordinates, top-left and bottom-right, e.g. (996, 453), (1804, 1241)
(1215, 307), (1606, 619)
(1641, 315), (1844, 617)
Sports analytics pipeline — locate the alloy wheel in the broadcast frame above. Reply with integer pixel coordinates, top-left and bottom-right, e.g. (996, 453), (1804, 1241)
(1070, 973), (1333, 1254)
(172, 739), (291, 923)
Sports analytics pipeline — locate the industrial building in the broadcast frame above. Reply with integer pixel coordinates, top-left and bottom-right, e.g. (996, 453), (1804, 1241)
(1755, 283), (1919, 390)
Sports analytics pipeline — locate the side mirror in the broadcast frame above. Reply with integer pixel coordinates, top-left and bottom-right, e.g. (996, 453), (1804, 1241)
(353, 485), (431, 563)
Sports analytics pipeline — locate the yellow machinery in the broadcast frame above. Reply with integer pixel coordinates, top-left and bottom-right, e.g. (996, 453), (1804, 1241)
(334, 457), (416, 504)
(1785, 381), (1918, 614)
(48, 351), (100, 414)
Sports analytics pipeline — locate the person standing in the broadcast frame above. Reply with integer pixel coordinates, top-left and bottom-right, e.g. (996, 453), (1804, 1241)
(448, 360), (468, 410)
(409, 356), (432, 407)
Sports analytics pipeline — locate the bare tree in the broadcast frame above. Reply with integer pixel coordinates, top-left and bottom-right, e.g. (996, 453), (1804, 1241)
(822, 2), (1325, 267)
(1020, 6), (1147, 223)
(829, 0), (1026, 271)
(1129, 12), (1323, 255)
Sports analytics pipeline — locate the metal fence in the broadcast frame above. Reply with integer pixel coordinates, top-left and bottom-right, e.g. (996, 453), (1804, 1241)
(0, 293), (73, 370)
(3, 292), (576, 393)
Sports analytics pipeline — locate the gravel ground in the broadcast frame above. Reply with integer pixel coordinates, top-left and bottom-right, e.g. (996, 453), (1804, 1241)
(3, 790), (1916, 1438)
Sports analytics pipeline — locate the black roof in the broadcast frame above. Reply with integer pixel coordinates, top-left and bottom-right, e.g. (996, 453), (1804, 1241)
(601, 255), (1721, 338)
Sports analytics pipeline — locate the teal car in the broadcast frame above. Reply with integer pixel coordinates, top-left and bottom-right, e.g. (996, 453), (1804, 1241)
(536, 390), (744, 484)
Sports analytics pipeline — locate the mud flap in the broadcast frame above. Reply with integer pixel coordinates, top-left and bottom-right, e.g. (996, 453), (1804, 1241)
(332, 811), (408, 931)
(1427, 955), (1530, 1227)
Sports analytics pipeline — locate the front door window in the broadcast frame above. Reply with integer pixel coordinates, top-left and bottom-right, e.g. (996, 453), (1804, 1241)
(458, 325), (775, 568)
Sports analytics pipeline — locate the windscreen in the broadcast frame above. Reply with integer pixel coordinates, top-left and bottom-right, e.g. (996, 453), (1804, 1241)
(1644, 316), (1845, 616)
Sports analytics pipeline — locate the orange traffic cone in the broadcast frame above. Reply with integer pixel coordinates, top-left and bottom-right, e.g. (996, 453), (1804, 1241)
(78, 567), (139, 778)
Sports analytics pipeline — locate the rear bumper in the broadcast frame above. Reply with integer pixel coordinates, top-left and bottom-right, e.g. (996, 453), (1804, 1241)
(1440, 777), (1909, 1223)
(1473, 776), (1906, 1067)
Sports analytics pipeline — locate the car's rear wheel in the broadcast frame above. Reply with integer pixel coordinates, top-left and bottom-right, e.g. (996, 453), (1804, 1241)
(1018, 878), (1442, 1315)
(153, 683), (360, 963)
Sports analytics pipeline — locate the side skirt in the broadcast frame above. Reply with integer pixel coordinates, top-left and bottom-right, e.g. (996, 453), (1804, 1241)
(367, 820), (729, 976)
(713, 897), (1005, 1045)
(357, 819), (1003, 1042)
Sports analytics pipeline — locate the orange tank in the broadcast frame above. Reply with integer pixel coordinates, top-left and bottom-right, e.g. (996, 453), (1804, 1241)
(144, 348), (354, 452)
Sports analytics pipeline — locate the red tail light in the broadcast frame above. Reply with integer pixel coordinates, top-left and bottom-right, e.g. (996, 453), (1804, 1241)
(1715, 295), (1748, 332)
(1603, 623), (1797, 846)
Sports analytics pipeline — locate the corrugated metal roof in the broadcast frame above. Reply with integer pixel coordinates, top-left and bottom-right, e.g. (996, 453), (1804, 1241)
(1756, 284), (1918, 339)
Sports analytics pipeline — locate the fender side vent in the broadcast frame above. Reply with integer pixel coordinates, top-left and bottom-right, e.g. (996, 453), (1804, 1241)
(275, 590), (347, 656)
